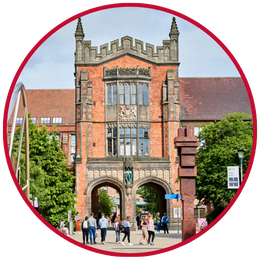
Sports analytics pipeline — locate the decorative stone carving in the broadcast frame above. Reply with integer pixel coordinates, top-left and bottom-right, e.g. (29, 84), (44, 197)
(104, 66), (151, 78)
(124, 157), (134, 169)
(119, 105), (137, 121)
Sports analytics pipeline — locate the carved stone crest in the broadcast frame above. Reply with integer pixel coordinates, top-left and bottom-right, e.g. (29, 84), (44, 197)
(124, 157), (134, 169)
(119, 105), (137, 121)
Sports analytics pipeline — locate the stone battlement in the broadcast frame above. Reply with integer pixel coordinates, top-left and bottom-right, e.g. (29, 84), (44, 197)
(75, 35), (179, 65)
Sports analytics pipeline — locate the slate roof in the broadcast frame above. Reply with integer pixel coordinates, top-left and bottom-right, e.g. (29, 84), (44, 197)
(179, 77), (252, 121)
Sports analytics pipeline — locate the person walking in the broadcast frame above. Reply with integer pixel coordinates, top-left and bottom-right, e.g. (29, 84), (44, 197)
(75, 212), (80, 234)
(155, 212), (161, 233)
(99, 213), (108, 244)
(87, 213), (97, 244)
(113, 217), (122, 243)
(82, 216), (89, 244)
(111, 212), (116, 225)
(161, 213), (169, 234)
(139, 215), (148, 245)
(121, 216), (133, 246)
(147, 214), (155, 245)
(136, 214), (141, 230)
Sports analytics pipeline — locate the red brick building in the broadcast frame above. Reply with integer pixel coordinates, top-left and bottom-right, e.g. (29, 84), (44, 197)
(8, 17), (251, 229)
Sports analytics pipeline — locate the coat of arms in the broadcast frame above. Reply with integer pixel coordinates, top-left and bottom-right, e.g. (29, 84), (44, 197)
(119, 105), (137, 121)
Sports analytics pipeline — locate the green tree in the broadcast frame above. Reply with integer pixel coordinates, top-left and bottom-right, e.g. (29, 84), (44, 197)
(136, 206), (142, 216)
(98, 188), (116, 216)
(136, 186), (159, 215)
(12, 117), (77, 227)
(196, 112), (253, 223)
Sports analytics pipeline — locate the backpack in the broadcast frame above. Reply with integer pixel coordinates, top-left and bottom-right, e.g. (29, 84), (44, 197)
(83, 220), (88, 229)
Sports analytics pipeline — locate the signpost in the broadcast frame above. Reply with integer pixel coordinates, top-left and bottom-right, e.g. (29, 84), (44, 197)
(227, 166), (240, 189)
(165, 194), (181, 234)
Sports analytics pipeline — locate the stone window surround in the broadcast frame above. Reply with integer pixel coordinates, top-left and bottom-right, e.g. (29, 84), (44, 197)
(104, 67), (151, 158)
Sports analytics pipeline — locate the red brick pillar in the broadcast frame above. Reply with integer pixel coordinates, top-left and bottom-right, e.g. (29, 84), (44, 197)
(174, 126), (199, 241)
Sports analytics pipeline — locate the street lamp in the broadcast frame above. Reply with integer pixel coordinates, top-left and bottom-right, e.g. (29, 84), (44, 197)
(234, 148), (245, 183)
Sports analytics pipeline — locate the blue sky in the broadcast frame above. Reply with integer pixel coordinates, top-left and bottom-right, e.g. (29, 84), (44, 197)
(18, 7), (239, 89)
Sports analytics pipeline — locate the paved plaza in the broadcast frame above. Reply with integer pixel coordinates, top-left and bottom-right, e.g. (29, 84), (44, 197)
(70, 228), (182, 254)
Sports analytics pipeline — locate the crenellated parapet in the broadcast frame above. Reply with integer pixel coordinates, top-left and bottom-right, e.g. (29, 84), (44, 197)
(75, 34), (179, 65)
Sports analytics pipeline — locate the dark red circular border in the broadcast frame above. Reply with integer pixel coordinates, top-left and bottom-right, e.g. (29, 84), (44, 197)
(3, 3), (257, 258)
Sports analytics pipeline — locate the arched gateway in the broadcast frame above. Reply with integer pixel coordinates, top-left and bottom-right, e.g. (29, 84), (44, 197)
(74, 17), (182, 229)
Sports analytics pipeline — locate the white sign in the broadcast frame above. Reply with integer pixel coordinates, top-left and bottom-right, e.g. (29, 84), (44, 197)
(227, 166), (240, 189)
(173, 207), (182, 218)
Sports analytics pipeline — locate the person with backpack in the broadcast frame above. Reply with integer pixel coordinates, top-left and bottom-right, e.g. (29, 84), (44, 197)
(82, 216), (89, 244)
(161, 213), (169, 234)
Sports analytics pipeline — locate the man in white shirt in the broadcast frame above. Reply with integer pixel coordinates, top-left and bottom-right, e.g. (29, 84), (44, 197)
(99, 213), (108, 244)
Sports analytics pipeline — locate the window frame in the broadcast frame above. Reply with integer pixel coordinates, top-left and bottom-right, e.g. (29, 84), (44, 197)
(70, 134), (76, 164)
(106, 123), (150, 157)
(40, 117), (51, 124)
(52, 117), (63, 124)
(107, 125), (118, 157)
(106, 81), (149, 106)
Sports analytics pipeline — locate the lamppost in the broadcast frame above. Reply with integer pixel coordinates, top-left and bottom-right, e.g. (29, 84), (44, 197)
(235, 148), (245, 184)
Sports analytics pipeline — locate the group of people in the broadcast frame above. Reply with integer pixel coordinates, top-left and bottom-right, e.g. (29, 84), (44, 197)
(81, 213), (134, 246)
(137, 212), (169, 234)
(60, 211), (169, 246)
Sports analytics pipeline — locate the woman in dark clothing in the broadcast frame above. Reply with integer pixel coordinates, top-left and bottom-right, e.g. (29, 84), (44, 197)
(82, 216), (89, 244)
(111, 212), (117, 224)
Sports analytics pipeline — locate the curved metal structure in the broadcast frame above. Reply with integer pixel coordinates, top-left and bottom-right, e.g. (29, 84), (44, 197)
(8, 82), (30, 198)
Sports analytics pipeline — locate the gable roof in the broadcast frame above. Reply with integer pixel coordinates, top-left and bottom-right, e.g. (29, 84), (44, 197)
(179, 77), (252, 121)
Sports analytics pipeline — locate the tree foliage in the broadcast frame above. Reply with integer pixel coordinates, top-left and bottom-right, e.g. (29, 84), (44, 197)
(195, 113), (253, 223)
(98, 188), (116, 216)
(12, 116), (77, 227)
(136, 186), (159, 215)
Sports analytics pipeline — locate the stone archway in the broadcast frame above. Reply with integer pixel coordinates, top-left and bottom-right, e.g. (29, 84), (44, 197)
(131, 176), (174, 229)
(84, 176), (127, 220)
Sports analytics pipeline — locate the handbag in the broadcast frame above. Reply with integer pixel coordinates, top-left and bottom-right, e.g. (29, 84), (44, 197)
(121, 226), (125, 233)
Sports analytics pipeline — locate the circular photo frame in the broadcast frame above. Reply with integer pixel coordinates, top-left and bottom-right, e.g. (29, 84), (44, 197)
(0, 0), (259, 259)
